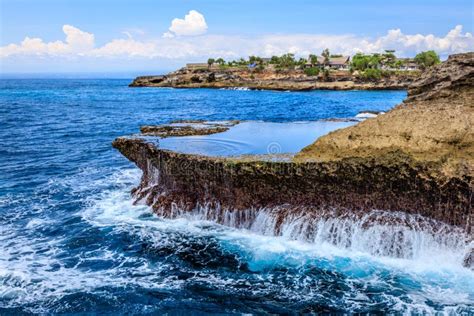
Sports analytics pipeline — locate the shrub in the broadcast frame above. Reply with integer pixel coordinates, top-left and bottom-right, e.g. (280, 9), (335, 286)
(304, 67), (320, 76)
(414, 50), (441, 69)
(362, 68), (382, 80)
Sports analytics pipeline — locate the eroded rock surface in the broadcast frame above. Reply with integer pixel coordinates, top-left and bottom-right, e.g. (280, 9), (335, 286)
(296, 53), (473, 170)
(140, 120), (239, 137)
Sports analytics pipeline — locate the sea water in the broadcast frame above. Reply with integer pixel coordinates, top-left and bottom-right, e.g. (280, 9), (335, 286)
(1, 79), (472, 314)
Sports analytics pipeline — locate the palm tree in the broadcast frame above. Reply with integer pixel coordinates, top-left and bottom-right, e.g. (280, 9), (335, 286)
(207, 58), (215, 69)
(322, 49), (330, 67)
(309, 54), (318, 67)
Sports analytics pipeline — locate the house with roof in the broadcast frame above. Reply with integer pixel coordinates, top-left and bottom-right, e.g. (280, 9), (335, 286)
(397, 58), (419, 71)
(305, 55), (351, 70)
(327, 56), (351, 70)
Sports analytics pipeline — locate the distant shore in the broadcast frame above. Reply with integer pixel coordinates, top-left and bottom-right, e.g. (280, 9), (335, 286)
(129, 68), (418, 91)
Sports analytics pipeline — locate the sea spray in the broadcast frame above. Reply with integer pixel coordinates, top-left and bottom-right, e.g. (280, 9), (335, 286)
(149, 202), (470, 265)
(78, 168), (474, 314)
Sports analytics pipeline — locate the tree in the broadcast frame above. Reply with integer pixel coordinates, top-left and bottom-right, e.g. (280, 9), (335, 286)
(207, 58), (215, 68)
(414, 50), (440, 69)
(351, 53), (370, 71)
(270, 56), (280, 64)
(238, 58), (247, 66)
(322, 48), (330, 66)
(278, 53), (296, 68)
(351, 53), (381, 71)
(297, 57), (307, 66)
(309, 54), (318, 66)
(215, 58), (225, 65)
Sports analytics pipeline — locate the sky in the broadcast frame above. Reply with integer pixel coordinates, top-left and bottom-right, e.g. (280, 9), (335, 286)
(0, 0), (473, 74)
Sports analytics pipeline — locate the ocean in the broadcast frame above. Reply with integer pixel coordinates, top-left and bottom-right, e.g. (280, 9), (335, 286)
(1, 79), (472, 314)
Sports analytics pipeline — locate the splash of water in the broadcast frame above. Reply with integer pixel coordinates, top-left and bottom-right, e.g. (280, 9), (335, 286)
(150, 203), (471, 267)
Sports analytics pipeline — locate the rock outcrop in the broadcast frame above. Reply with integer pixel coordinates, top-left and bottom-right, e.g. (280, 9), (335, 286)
(129, 67), (417, 91)
(295, 53), (473, 233)
(296, 53), (474, 167)
(113, 53), (473, 266)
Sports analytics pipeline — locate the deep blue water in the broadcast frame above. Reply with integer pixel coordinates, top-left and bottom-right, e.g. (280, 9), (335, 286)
(1, 79), (473, 315)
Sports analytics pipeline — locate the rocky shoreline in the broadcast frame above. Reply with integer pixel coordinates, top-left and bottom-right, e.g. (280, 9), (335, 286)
(129, 68), (417, 91)
(114, 53), (473, 267)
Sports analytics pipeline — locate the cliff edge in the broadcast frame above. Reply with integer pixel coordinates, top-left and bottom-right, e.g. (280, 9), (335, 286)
(296, 53), (474, 181)
(113, 53), (473, 266)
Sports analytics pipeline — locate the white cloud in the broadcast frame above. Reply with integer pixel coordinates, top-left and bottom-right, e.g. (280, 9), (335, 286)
(1, 24), (473, 70)
(163, 10), (208, 38)
(1, 25), (94, 57)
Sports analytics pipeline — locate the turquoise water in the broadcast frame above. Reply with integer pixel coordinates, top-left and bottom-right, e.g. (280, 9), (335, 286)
(1, 79), (473, 314)
(157, 120), (356, 157)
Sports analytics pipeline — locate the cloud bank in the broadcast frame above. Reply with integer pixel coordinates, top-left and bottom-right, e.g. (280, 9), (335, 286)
(1, 10), (472, 72)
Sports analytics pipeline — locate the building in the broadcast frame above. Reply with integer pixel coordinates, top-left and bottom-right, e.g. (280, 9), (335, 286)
(305, 55), (350, 70)
(397, 58), (419, 71)
(328, 56), (351, 70)
(186, 63), (209, 70)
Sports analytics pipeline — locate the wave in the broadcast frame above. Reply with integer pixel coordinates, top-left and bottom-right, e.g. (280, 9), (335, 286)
(150, 204), (471, 268)
(355, 111), (385, 119)
(2, 167), (473, 314)
(81, 170), (474, 313)
(220, 87), (251, 91)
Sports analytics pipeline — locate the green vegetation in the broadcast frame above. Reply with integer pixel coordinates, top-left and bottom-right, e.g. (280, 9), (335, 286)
(207, 58), (215, 67)
(361, 68), (382, 80)
(351, 53), (382, 71)
(308, 54), (318, 66)
(321, 48), (330, 66)
(304, 67), (320, 76)
(277, 53), (297, 68)
(203, 49), (434, 76)
(414, 51), (441, 69)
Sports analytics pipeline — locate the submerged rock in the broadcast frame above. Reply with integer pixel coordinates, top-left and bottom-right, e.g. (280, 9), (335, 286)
(140, 120), (239, 137)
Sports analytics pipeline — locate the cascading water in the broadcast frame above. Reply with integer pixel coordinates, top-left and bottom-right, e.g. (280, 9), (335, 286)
(151, 202), (471, 266)
(135, 157), (472, 267)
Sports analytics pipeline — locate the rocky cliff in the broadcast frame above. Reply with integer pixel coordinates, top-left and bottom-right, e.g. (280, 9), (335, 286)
(113, 53), (473, 266)
(129, 67), (417, 91)
(296, 53), (473, 168)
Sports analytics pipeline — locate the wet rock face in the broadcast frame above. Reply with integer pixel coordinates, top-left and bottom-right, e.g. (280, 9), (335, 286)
(112, 138), (472, 230)
(464, 248), (474, 269)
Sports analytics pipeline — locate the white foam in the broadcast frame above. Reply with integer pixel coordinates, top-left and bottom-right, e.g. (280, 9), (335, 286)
(3, 167), (473, 314)
(356, 111), (384, 119)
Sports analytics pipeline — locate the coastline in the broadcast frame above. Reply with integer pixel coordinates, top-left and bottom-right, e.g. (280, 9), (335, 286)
(114, 53), (473, 267)
(129, 69), (417, 91)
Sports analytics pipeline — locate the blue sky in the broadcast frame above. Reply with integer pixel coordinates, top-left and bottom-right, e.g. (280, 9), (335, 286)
(1, 0), (473, 74)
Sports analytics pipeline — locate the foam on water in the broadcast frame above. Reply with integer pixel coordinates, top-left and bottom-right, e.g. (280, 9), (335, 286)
(1, 167), (473, 314)
(83, 169), (474, 314)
